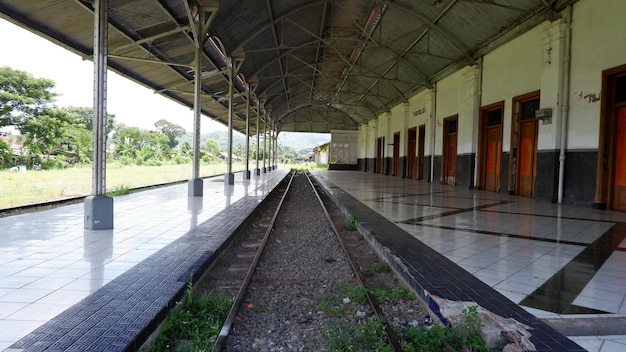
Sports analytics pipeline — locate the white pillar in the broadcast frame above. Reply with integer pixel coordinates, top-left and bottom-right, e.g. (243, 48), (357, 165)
(224, 58), (235, 185)
(85, 0), (113, 230)
(255, 101), (261, 175)
(188, 11), (205, 196)
(243, 87), (251, 179)
(262, 113), (267, 173)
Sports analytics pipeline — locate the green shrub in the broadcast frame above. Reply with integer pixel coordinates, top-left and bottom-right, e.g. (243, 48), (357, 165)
(346, 215), (357, 231)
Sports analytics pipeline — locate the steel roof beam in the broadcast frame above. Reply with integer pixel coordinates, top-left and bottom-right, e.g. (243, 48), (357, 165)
(265, 0), (292, 113)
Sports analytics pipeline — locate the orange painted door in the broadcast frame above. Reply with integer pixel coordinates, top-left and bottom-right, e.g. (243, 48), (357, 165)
(485, 126), (502, 192)
(614, 107), (626, 211)
(446, 134), (457, 185)
(518, 120), (538, 197)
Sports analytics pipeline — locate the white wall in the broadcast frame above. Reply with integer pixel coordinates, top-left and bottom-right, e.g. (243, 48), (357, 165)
(434, 66), (478, 156)
(406, 90), (434, 155)
(330, 130), (358, 164)
(481, 23), (544, 152)
(357, 0), (623, 159)
(567, 0), (626, 149)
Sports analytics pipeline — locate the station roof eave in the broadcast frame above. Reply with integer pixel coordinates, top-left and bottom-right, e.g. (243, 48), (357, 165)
(0, 0), (578, 135)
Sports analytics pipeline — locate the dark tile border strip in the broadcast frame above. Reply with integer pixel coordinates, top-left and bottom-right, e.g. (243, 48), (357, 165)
(398, 200), (510, 223)
(8, 173), (288, 352)
(313, 174), (585, 352)
(414, 223), (591, 247)
(521, 222), (626, 314)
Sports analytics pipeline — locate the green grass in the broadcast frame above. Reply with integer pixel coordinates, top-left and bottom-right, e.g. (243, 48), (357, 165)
(318, 281), (492, 351)
(0, 161), (330, 209)
(152, 293), (233, 352)
(0, 161), (249, 209)
(364, 262), (391, 278)
(346, 215), (357, 231)
(151, 278), (233, 352)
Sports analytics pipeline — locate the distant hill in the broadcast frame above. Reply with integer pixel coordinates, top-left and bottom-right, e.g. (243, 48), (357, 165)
(278, 132), (330, 152)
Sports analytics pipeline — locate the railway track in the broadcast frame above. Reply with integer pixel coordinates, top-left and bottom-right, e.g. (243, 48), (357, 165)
(189, 171), (412, 351)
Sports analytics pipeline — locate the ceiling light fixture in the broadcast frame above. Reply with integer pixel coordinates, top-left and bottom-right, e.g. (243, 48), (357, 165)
(432, 0), (444, 7)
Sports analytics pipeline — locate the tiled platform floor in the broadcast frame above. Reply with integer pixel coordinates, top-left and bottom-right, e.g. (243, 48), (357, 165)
(0, 170), (288, 351)
(313, 170), (626, 352)
(3, 168), (625, 351)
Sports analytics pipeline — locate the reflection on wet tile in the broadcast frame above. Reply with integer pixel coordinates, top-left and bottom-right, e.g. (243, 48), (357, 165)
(317, 171), (626, 319)
(0, 172), (288, 349)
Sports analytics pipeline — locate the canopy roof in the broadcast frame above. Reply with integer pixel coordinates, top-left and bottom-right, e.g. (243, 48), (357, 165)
(0, 0), (576, 135)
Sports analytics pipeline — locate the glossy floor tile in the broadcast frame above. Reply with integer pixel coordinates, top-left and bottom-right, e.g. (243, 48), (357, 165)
(3, 168), (625, 351)
(0, 171), (286, 351)
(316, 170), (626, 347)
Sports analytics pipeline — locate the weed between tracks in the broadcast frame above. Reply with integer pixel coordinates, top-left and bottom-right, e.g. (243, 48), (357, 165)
(149, 279), (233, 352)
(318, 277), (491, 351)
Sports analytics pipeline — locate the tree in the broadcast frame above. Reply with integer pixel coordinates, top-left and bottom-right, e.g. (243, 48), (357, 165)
(112, 124), (172, 162)
(278, 144), (300, 163)
(203, 138), (221, 157)
(233, 143), (249, 160)
(62, 125), (92, 163)
(154, 119), (185, 149)
(112, 124), (143, 159)
(0, 139), (11, 166)
(0, 66), (56, 128)
(66, 106), (116, 137)
(21, 108), (74, 160)
(139, 130), (170, 161)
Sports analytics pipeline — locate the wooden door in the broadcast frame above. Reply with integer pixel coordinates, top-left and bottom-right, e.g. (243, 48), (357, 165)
(480, 104), (503, 192)
(376, 137), (384, 174)
(518, 120), (538, 197)
(407, 128), (417, 179)
(392, 132), (400, 176)
(613, 107), (626, 211)
(418, 125), (425, 180)
(484, 126), (502, 192)
(597, 66), (626, 211)
(442, 117), (458, 185)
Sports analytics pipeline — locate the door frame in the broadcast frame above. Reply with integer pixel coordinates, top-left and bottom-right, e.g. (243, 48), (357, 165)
(418, 124), (426, 180)
(376, 136), (385, 174)
(596, 64), (626, 210)
(442, 115), (458, 185)
(509, 90), (540, 196)
(477, 101), (504, 192)
(407, 127), (417, 179)
(392, 132), (400, 176)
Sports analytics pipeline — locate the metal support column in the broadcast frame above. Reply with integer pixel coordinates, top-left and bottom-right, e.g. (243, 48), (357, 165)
(270, 121), (276, 171)
(271, 121), (276, 170)
(268, 120), (273, 172)
(262, 113), (267, 173)
(188, 12), (204, 196)
(85, 0), (113, 230)
(274, 122), (278, 170)
(243, 86), (251, 179)
(224, 58), (235, 185)
(254, 101), (261, 176)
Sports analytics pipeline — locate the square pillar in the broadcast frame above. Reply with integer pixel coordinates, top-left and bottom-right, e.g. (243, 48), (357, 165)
(188, 178), (203, 196)
(84, 195), (113, 230)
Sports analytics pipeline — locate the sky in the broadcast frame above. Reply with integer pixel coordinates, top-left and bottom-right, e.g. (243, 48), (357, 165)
(0, 18), (225, 134)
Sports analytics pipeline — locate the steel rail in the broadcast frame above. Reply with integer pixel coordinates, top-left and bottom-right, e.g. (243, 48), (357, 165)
(304, 172), (404, 352)
(211, 171), (295, 351)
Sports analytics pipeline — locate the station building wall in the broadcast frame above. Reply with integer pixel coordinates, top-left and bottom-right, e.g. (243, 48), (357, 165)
(356, 0), (626, 208)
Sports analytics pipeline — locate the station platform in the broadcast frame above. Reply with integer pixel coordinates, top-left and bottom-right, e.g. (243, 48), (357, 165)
(1, 168), (625, 351)
(313, 170), (626, 352)
(0, 170), (288, 351)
